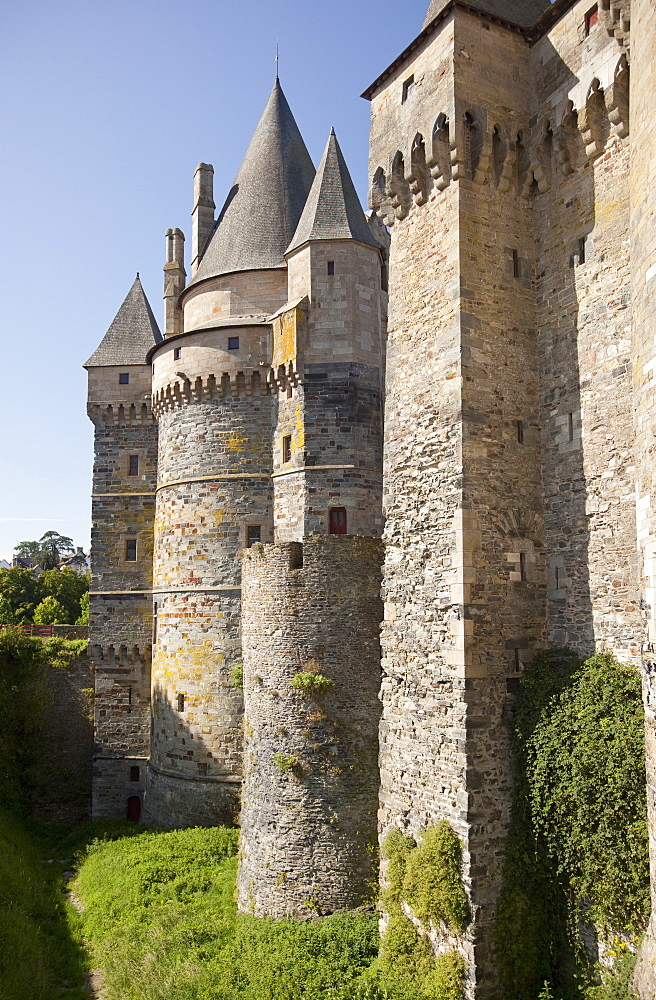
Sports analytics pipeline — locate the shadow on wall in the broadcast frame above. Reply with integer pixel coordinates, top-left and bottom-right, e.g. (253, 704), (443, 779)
(143, 682), (242, 829)
(534, 41), (636, 658)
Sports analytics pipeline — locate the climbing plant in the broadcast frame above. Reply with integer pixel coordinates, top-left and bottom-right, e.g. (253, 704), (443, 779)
(495, 650), (649, 1000)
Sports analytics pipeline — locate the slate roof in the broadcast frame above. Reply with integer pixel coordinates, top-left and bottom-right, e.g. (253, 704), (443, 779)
(287, 129), (379, 255)
(190, 80), (316, 285)
(85, 275), (162, 367)
(423, 0), (551, 29)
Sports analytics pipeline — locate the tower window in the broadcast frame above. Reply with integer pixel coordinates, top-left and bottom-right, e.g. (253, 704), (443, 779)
(585, 6), (598, 33)
(174, 347), (181, 360)
(177, 693), (185, 712)
(228, 336), (239, 351)
(119, 373), (129, 385)
(153, 602), (158, 644)
(282, 435), (292, 464)
(247, 525), (261, 547)
(327, 261), (335, 276)
(519, 552), (527, 582)
(329, 507), (347, 535)
(516, 420), (524, 444)
(402, 75), (415, 103)
(130, 765), (140, 782)
(568, 412), (574, 442)
(125, 539), (137, 562)
(128, 454), (139, 476)
(512, 249), (520, 279)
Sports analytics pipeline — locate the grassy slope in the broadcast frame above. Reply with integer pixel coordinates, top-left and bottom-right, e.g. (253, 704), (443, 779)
(0, 808), (88, 1000)
(75, 825), (383, 1000)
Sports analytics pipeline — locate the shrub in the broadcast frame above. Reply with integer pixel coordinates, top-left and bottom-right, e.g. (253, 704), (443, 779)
(33, 596), (68, 625)
(291, 671), (334, 695)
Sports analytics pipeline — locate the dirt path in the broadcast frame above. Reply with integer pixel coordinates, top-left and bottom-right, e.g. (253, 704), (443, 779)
(63, 866), (106, 1000)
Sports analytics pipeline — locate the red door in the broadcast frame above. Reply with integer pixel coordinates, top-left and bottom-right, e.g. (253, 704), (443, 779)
(329, 508), (347, 535)
(126, 796), (141, 822)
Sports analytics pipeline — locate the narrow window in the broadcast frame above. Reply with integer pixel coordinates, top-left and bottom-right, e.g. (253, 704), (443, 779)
(507, 677), (521, 694)
(519, 552), (527, 582)
(282, 435), (292, 464)
(174, 347), (181, 360)
(568, 412), (574, 442)
(125, 539), (137, 562)
(119, 372), (129, 385)
(514, 648), (521, 672)
(516, 420), (524, 444)
(130, 765), (140, 782)
(128, 685), (132, 705)
(247, 525), (261, 547)
(177, 693), (185, 712)
(286, 384), (293, 399)
(578, 237), (586, 265)
(555, 566), (560, 590)
(128, 454), (139, 476)
(585, 6), (598, 34)
(327, 260), (335, 276)
(512, 249), (520, 279)
(228, 336), (239, 350)
(329, 507), (347, 535)
(152, 364), (155, 374)
(402, 75), (414, 103)
(153, 602), (158, 644)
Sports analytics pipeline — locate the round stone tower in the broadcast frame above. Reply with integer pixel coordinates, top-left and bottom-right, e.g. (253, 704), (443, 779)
(237, 536), (383, 917)
(143, 80), (316, 827)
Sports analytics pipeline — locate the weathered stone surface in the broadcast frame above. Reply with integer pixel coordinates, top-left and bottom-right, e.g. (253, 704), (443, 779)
(238, 536), (383, 917)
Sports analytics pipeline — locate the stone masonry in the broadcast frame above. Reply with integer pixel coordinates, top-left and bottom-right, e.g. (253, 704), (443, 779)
(85, 3), (656, 995)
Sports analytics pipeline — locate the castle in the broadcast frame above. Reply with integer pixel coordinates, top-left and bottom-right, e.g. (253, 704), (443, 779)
(85, 0), (656, 996)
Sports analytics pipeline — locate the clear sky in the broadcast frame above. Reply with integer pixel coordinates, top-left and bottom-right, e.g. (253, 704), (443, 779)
(0, 0), (429, 562)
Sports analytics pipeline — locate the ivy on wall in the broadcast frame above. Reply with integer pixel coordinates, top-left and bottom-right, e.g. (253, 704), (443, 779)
(495, 651), (649, 1000)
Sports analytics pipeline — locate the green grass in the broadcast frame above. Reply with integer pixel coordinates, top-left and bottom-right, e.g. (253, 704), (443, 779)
(0, 807), (88, 1000)
(75, 824), (384, 1000)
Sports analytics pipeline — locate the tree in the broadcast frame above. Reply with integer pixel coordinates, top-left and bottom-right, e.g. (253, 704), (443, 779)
(0, 568), (40, 623)
(76, 591), (89, 626)
(0, 627), (49, 810)
(13, 540), (44, 565)
(33, 597), (68, 625)
(13, 531), (75, 570)
(0, 596), (16, 625)
(38, 568), (89, 623)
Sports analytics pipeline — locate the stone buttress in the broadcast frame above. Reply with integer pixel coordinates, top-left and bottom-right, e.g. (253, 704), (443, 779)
(85, 276), (161, 820)
(237, 129), (386, 916)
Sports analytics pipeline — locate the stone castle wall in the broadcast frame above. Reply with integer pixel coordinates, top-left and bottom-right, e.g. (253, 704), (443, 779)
(630, 0), (656, 992)
(88, 363), (157, 820)
(237, 536), (383, 918)
(144, 390), (273, 826)
(531, 0), (639, 659)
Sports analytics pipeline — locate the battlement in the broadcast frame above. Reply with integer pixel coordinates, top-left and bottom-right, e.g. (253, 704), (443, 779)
(152, 370), (270, 416)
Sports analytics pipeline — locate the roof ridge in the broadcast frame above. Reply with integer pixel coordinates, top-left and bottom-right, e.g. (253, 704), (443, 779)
(286, 129), (379, 255)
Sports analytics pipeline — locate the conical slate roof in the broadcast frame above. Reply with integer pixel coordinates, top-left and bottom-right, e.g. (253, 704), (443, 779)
(287, 129), (379, 255)
(191, 80), (316, 285)
(85, 275), (162, 366)
(423, 0), (551, 30)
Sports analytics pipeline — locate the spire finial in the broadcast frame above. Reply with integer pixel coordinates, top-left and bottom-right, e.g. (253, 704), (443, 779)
(275, 40), (279, 80)
(136, 271), (140, 278)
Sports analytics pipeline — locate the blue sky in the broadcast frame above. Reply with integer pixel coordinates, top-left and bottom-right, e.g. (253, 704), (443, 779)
(0, 0), (429, 561)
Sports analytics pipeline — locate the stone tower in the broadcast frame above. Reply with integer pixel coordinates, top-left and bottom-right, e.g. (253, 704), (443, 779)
(364, 0), (642, 995)
(85, 276), (161, 819)
(143, 80), (316, 827)
(237, 129), (386, 917)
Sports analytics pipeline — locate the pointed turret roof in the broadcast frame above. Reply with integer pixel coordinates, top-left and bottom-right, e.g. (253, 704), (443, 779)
(423, 0), (550, 30)
(85, 275), (162, 367)
(190, 81), (316, 285)
(287, 129), (379, 255)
